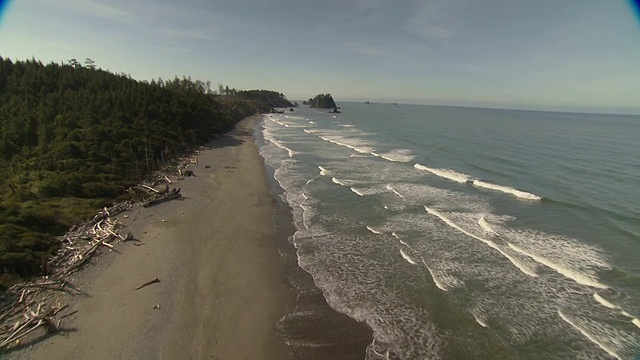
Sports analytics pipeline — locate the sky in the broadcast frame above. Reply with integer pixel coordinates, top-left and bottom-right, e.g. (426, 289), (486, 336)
(1, 0), (639, 113)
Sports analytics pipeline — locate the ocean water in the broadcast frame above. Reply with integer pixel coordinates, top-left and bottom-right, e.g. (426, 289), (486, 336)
(256, 103), (640, 359)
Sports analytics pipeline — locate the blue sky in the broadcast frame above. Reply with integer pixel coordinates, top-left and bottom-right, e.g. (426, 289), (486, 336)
(1, 0), (639, 113)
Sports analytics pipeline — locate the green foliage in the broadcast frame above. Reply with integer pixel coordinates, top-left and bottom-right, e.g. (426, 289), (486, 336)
(307, 93), (337, 108)
(0, 55), (282, 286)
(235, 90), (293, 108)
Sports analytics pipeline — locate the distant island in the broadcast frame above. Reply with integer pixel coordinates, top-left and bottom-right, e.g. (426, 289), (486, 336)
(304, 94), (337, 109)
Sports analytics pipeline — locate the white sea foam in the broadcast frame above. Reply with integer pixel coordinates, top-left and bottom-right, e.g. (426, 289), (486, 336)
(319, 166), (330, 176)
(594, 294), (640, 328)
(469, 308), (489, 328)
(593, 293), (618, 309)
(472, 180), (541, 201)
(367, 226), (382, 235)
(424, 207), (538, 278)
(478, 215), (498, 236)
(316, 134), (375, 155)
(351, 187), (365, 196)
(386, 184), (405, 199)
(422, 261), (463, 291)
(508, 243), (606, 289)
(400, 250), (417, 265)
(414, 164), (471, 183)
(300, 204), (314, 229)
(263, 135), (295, 157)
(332, 177), (348, 186)
(331, 177), (360, 187)
(371, 149), (415, 163)
(413, 163), (541, 200)
(425, 266), (448, 291)
(557, 310), (621, 360)
(338, 124), (355, 128)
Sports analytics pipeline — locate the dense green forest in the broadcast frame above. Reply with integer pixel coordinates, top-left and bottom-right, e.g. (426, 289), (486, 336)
(305, 94), (337, 108)
(234, 90), (294, 108)
(0, 56), (287, 286)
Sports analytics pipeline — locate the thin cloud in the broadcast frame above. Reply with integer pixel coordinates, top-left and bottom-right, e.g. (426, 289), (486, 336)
(41, 0), (135, 24)
(152, 46), (196, 54)
(405, 0), (466, 40)
(155, 27), (217, 42)
(344, 41), (384, 56)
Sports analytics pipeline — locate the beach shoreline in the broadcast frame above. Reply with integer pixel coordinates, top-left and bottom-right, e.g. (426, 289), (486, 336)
(11, 115), (296, 360)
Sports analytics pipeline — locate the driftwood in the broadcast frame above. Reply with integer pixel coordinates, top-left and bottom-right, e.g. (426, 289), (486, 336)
(0, 146), (204, 349)
(0, 302), (67, 349)
(143, 188), (182, 208)
(0, 201), (133, 350)
(134, 277), (160, 290)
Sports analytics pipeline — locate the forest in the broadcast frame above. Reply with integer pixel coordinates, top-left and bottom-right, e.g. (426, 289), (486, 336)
(0, 56), (290, 286)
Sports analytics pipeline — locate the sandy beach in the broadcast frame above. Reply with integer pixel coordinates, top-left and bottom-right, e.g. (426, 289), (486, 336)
(12, 116), (295, 360)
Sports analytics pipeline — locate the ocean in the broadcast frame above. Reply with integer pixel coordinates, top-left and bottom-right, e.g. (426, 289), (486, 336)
(256, 103), (640, 359)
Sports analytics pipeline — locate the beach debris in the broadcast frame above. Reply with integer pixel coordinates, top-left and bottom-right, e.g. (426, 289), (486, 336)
(139, 184), (162, 194)
(51, 201), (132, 277)
(152, 304), (161, 309)
(0, 302), (68, 349)
(204, 165), (211, 169)
(224, 165), (236, 169)
(0, 144), (206, 350)
(135, 277), (160, 291)
(142, 188), (183, 208)
(0, 201), (134, 350)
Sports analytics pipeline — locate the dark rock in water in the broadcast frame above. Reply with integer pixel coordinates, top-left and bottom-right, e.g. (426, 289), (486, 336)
(329, 108), (341, 113)
(289, 108), (294, 111)
(308, 94), (337, 109)
(364, 101), (371, 104)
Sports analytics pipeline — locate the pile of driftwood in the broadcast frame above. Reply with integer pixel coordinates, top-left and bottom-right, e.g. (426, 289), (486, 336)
(0, 280), (72, 350)
(0, 152), (199, 350)
(0, 201), (133, 350)
(49, 201), (133, 276)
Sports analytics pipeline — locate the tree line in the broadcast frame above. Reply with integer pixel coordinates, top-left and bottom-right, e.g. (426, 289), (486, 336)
(0, 56), (290, 286)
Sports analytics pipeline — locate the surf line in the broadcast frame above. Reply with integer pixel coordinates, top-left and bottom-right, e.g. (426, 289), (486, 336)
(593, 293), (640, 329)
(478, 215), (498, 236)
(508, 243), (607, 289)
(400, 249), (417, 265)
(424, 206), (538, 278)
(557, 310), (621, 360)
(386, 184), (405, 199)
(413, 163), (541, 201)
